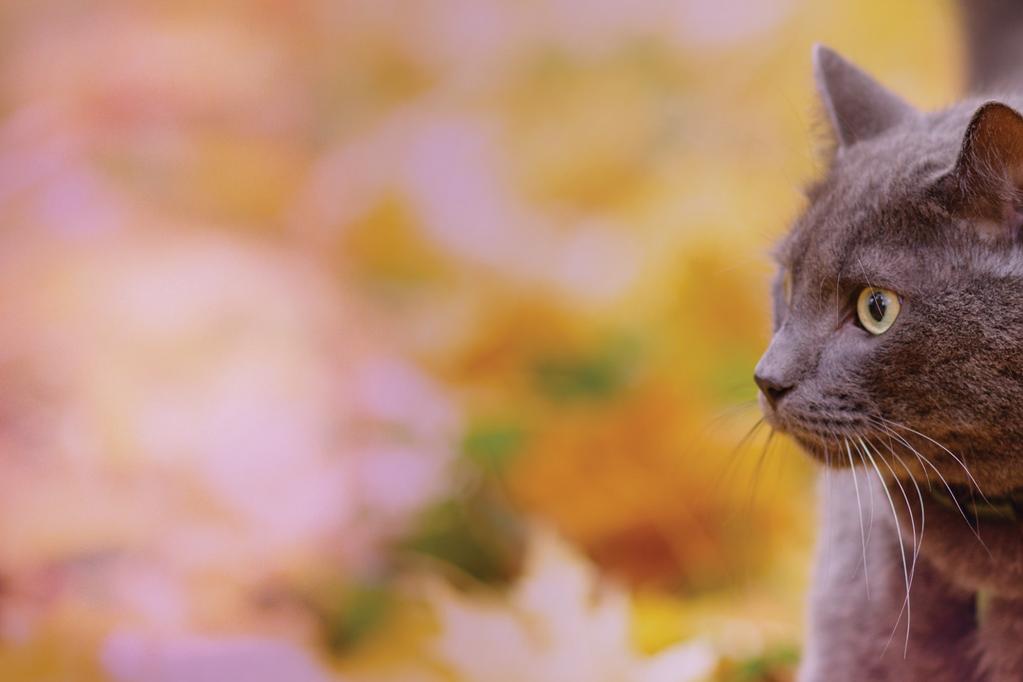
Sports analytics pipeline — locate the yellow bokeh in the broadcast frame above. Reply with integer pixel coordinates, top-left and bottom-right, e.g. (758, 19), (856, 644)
(0, 0), (964, 680)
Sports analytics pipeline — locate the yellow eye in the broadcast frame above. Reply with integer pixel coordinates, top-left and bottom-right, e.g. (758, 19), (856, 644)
(856, 287), (900, 335)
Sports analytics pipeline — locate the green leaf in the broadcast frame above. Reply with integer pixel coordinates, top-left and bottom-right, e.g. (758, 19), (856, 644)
(532, 336), (640, 403)
(400, 491), (524, 585)
(462, 421), (527, 473)
(320, 582), (394, 654)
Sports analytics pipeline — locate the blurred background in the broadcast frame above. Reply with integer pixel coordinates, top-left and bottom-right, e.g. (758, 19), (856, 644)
(0, 1), (962, 680)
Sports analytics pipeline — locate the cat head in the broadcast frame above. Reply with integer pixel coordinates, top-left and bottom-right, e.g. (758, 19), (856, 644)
(756, 46), (1023, 492)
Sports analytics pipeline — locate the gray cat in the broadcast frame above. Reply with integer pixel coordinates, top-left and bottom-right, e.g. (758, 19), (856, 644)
(755, 2), (1023, 680)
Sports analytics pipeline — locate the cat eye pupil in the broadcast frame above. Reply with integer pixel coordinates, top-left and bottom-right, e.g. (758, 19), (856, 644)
(868, 292), (887, 322)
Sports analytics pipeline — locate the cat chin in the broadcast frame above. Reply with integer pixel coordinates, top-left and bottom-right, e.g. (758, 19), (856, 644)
(790, 437), (836, 465)
(780, 428), (851, 467)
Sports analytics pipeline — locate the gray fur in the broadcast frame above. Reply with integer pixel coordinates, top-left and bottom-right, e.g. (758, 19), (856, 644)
(756, 41), (1023, 682)
(813, 45), (916, 149)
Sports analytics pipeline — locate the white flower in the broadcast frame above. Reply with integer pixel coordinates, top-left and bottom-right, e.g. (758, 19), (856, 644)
(425, 529), (716, 682)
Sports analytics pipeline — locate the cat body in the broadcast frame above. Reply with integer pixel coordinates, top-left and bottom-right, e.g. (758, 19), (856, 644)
(803, 471), (987, 681)
(756, 3), (1023, 680)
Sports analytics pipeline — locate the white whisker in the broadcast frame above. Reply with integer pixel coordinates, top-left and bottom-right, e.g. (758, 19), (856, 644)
(872, 418), (991, 555)
(844, 437), (871, 598)
(882, 417), (988, 503)
(870, 433), (927, 572)
(860, 441), (912, 658)
(862, 437), (918, 576)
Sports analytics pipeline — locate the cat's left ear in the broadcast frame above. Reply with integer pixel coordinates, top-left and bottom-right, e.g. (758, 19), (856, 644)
(934, 101), (1023, 229)
(813, 45), (915, 148)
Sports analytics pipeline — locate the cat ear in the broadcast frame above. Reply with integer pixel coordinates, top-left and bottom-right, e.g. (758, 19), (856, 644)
(936, 101), (1023, 226)
(813, 44), (915, 148)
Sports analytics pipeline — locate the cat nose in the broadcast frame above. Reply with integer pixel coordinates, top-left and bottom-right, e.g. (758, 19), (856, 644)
(754, 372), (794, 408)
(755, 328), (802, 409)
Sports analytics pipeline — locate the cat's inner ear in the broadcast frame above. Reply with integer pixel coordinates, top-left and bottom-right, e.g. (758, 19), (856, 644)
(813, 44), (915, 148)
(937, 102), (1023, 228)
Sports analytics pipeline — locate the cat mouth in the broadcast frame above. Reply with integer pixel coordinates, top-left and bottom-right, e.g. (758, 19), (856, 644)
(759, 394), (886, 465)
(769, 412), (873, 466)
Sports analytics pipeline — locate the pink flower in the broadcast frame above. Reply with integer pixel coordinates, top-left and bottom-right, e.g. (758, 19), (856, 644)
(102, 631), (336, 682)
(0, 232), (457, 635)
